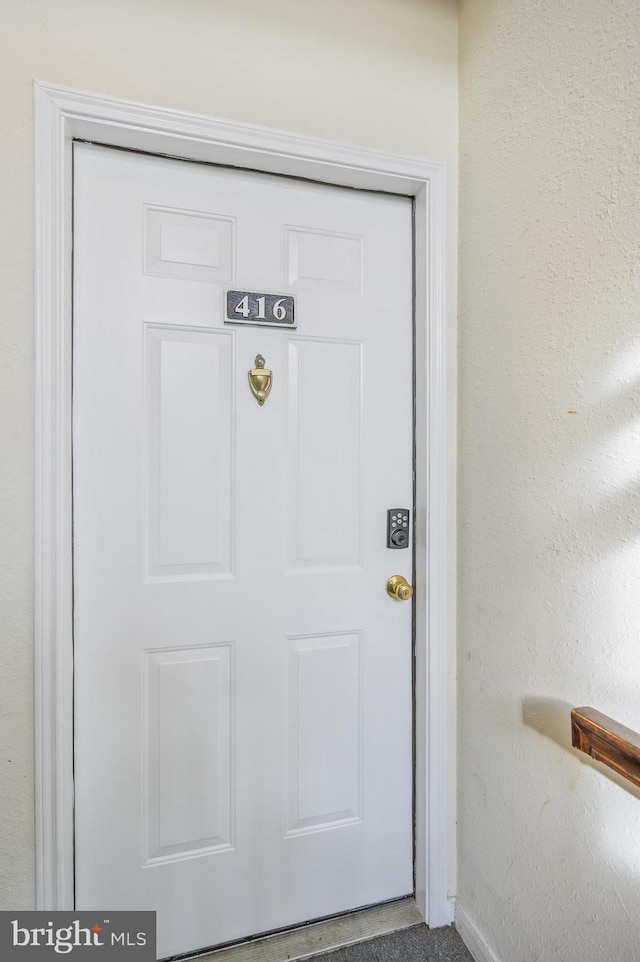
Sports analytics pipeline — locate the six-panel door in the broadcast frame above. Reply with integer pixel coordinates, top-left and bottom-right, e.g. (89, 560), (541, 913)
(73, 143), (414, 959)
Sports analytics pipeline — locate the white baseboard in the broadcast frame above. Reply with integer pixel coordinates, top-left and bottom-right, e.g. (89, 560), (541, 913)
(455, 906), (499, 962)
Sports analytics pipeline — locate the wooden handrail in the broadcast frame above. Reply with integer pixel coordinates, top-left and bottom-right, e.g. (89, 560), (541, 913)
(571, 707), (640, 788)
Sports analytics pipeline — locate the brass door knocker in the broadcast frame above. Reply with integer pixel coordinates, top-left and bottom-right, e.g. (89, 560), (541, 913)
(248, 354), (272, 406)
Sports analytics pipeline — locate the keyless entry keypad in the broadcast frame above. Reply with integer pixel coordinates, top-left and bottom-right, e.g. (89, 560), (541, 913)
(387, 509), (410, 548)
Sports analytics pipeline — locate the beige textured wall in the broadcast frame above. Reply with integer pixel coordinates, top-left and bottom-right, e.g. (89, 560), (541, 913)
(0, 0), (458, 909)
(459, 1), (640, 959)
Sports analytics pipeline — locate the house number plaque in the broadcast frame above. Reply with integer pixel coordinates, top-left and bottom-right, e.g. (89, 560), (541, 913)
(225, 289), (296, 328)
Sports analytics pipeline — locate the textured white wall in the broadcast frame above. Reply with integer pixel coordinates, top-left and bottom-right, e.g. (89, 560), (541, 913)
(459, 2), (640, 959)
(0, 0), (457, 909)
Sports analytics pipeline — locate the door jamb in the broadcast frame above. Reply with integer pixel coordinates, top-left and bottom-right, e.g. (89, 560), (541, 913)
(34, 80), (454, 927)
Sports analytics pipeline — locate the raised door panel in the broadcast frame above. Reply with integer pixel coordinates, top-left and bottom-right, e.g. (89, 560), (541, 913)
(286, 338), (362, 572)
(144, 326), (234, 580)
(143, 644), (234, 863)
(145, 205), (236, 283)
(286, 632), (362, 835)
(286, 227), (363, 294)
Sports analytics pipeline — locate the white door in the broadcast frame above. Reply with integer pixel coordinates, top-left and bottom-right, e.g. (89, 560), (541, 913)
(73, 143), (414, 959)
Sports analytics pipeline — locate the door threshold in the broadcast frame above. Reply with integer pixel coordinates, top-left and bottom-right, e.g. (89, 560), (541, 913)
(180, 897), (423, 962)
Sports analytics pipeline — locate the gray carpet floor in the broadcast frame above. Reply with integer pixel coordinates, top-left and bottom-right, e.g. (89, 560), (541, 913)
(316, 925), (473, 962)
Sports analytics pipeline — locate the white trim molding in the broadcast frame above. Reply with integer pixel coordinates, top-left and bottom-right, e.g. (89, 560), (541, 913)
(34, 80), (454, 927)
(456, 906), (501, 962)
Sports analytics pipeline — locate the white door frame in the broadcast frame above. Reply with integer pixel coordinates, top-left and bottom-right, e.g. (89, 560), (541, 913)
(34, 81), (454, 929)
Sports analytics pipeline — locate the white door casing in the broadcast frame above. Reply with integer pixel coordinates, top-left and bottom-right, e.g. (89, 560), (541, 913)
(34, 82), (453, 929)
(73, 144), (414, 957)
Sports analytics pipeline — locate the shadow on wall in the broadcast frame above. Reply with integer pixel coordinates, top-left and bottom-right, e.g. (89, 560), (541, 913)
(521, 696), (640, 802)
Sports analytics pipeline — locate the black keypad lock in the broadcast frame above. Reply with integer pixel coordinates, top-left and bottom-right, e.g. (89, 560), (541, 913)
(387, 509), (410, 548)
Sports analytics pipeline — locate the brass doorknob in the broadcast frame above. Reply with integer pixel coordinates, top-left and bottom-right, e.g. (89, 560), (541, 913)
(386, 575), (414, 601)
